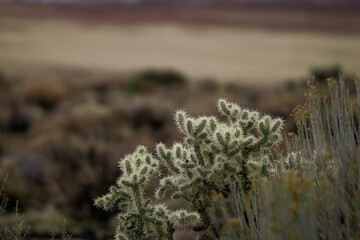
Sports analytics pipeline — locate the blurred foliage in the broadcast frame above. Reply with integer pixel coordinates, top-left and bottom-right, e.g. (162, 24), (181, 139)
(0, 71), (5, 85)
(196, 79), (219, 94)
(0, 177), (30, 240)
(310, 64), (343, 83)
(44, 137), (118, 219)
(208, 78), (360, 239)
(309, 64), (356, 88)
(284, 79), (298, 92)
(21, 81), (67, 111)
(127, 69), (187, 93)
(0, 67), (314, 239)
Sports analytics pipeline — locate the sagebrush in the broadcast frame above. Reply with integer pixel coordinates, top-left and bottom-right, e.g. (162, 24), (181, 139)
(208, 78), (360, 240)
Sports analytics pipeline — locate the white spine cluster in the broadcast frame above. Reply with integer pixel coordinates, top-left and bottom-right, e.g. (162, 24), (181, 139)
(156, 99), (283, 201)
(95, 146), (199, 240)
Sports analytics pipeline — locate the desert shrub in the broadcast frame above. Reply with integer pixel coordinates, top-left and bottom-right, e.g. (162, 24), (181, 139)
(284, 79), (298, 92)
(224, 83), (258, 104)
(127, 69), (186, 93)
(208, 78), (360, 239)
(61, 105), (120, 140)
(309, 64), (355, 87)
(0, 70), (6, 88)
(45, 137), (119, 218)
(0, 177), (30, 240)
(21, 81), (67, 111)
(196, 79), (219, 94)
(95, 98), (284, 239)
(60, 219), (72, 240)
(6, 104), (31, 134)
(0, 177), (8, 218)
(310, 64), (342, 82)
(0, 177), (73, 239)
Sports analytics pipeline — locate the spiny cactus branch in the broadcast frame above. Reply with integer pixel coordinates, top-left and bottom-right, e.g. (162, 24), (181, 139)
(95, 99), (283, 240)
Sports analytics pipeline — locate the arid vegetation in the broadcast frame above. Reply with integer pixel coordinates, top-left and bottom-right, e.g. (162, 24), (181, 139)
(0, 64), (358, 239)
(0, 66), (308, 238)
(0, 1), (359, 239)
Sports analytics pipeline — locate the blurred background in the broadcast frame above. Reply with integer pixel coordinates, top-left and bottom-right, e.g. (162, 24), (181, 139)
(0, 0), (359, 239)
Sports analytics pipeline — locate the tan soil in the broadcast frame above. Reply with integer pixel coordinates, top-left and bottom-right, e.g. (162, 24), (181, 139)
(0, 3), (359, 84)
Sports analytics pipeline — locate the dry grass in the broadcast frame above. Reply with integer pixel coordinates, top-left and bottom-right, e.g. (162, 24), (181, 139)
(209, 78), (360, 240)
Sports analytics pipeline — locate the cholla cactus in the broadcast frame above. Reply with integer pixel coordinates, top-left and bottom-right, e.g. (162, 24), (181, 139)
(155, 99), (283, 235)
(95, 146), (199, 240)
(95, 99), (283, 239)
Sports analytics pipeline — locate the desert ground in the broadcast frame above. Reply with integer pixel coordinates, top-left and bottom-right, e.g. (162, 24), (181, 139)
(0, 2), (359, 84)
